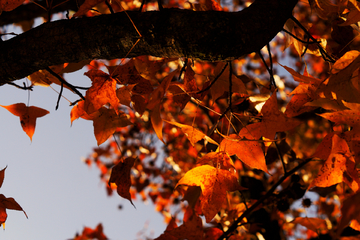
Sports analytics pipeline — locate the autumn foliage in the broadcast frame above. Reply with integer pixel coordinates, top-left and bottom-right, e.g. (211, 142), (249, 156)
(3, 0), (360, 239)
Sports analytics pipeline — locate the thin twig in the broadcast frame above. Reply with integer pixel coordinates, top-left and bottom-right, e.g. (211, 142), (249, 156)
(45, 67), (85, 100)
(218, 158), (312, 239)
(55, 82), (64, 110)
(6, 82), (33, 90)
(178, 58), (188, 81)
(197, 62), (228, 94)
(105, 0), (115, 14)
(290, 16), (335, 63)
(282, 28), (320, 44)
(274, 141), (287, 174)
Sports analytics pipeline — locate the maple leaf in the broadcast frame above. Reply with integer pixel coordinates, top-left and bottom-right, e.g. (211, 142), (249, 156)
(210, 62), (247, 101)
(162, 208), (204, 240)
(220, 130), (268, 173)
(259, 92), (301, 140)
(0, 167), (27, 229)
(164, 120), (218, 146)
(315, 51), (360, 105)
(134, 56), (177, 83)
(73, 223), (108, 240)
(0, 103), (49, 141)
(108, 157), (136, 207)
(309, 134), (360, 192)
(70, 100), (100, 125)
(176, 165), (242, 222)
(27, 65), (73, 90)
(116, 84), (136, 108)
(147, 70), (178, 111)
(84, 70), (119, 115)
(93, 108), (131, 145)
(196, 151), (235, 171)
(337, 191), (360, 236)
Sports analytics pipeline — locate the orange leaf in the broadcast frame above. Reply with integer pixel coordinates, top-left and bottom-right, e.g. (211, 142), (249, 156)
(84, 70), (119, 115)
(337, 191), (360, 236)
(176, 165), (241, 222)
(196, 152), (235, 172)
(0, 207), (6, 227)
(260, 92), (301, 140)
(74, 223), (108, 240)
(291, 217), (328, 234)
(93, 108), (131, 145)
(150, 104), (164, 143)
(147, 70), (178, 110)
(331, 50), (360, 74)
(70, 100), (100, 124)
(309, 134), (360, 192)
(0, 194), (27, 228)
(108, 157), (136, 207)
(164, 120), (218, 146)
(164, 208), (203, 240)
(220, 131), (268, 173)
(0, 103), (49, 141)
(73, 0), (104, 17)
(211, 62), (247, 101)
(281, 64), (322, 83)
(116, 84), (136, 108)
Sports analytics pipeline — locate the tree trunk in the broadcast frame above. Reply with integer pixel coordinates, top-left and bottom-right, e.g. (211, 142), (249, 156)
(0, 0), (298, 84)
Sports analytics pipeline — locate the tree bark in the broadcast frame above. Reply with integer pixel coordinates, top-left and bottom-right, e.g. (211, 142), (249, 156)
(0, 0), (298, 84)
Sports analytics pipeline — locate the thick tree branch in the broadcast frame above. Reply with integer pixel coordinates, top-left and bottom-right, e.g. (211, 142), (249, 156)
(0, 0), (298, 84)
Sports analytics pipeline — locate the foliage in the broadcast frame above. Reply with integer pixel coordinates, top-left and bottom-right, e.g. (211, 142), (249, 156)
(2, 0), (360, 239)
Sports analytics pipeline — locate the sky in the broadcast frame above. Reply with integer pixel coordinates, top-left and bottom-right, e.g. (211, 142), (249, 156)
(0, 70), (166, 239)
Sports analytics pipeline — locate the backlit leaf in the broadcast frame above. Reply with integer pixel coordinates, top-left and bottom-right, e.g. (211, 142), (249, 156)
(70, 100), (100, 124)
(220, 132), (268, 173)
(0, 103), (49, 141)
(108, 157), (136, 207)
(309, 134), (360, 192)
(165, 120), (218, 146)
(176, 165), (241, 222)
(93, 108), (131, 145)
(84, 70), (119, 115)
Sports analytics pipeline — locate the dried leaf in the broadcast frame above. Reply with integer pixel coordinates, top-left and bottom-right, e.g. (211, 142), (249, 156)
(108, 157), (136, 207)
(0, 103), (49, 141)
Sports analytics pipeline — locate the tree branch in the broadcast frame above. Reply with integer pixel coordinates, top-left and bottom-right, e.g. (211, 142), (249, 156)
(0, 0), (298, 84)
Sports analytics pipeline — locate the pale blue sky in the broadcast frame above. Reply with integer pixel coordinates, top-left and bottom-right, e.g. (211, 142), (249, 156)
(0, 72), (166, 239)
